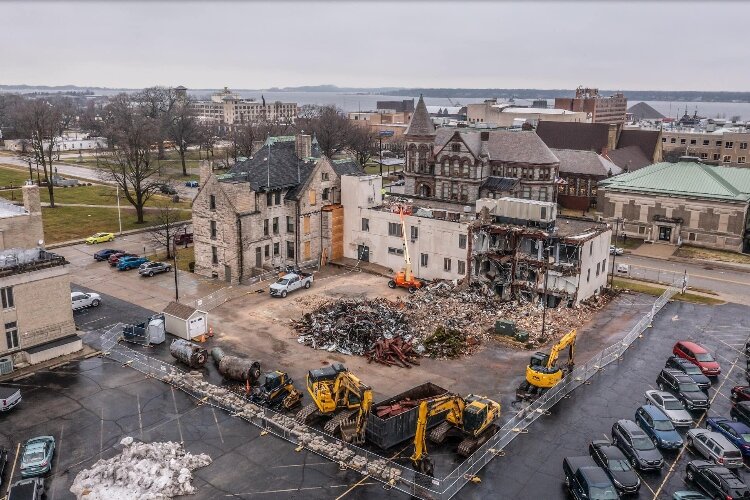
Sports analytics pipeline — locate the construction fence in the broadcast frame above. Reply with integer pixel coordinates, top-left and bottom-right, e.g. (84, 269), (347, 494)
(101, 283), (680, 500)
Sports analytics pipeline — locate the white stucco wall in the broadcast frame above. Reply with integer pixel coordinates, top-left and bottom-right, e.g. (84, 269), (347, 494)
(575, 229), (612, 301)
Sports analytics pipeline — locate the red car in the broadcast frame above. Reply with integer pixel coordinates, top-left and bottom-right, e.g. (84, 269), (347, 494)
(108, 252), (136, 267)
(673, 341), (721, 376)
(732, 386), (750, 403)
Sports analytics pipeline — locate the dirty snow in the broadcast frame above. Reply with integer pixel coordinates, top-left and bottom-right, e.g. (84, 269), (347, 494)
(70, 438), (211, 500)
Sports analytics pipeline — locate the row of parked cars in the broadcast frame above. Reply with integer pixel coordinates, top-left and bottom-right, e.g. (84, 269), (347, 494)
(93, 248), (173, 275)
(0, 436), (55, 500)
(564, 340), (750, 500)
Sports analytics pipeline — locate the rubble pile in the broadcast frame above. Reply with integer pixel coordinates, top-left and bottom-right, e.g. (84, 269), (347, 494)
(69, 437), (211, 500)
(366, 337), (420, 368)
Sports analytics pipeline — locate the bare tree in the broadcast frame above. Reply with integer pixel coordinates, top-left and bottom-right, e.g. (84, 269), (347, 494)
(295, 105), (352, 158)
(98, 94), (161, 223)
(134, 86), (178, 160)
(196, 123), (217, 160)
(147, 202), (184, 259)
(166, 97), (199, 176)
(348, 126), (377, 166)
(11, 97), (74, 207)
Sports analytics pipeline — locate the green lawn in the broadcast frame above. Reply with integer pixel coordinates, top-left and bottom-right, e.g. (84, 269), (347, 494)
(0, 165), (34, 187)
(612, 278), (723, 305)
(675, 245), (750, 265)
(39, 184), (192, 209)
(611, 234), (642, 251)
(43, 206), (192, 243)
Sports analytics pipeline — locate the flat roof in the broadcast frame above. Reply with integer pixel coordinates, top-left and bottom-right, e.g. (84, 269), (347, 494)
(0, 199), (28, 218)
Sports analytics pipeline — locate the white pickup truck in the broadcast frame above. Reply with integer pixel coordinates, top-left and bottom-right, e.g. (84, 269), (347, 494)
(0, 385), (21, 412)
(269, 272), (313, 298)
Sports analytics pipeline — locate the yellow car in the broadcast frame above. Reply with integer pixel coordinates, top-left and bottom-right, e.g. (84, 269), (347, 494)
(85, 232), (115, 244)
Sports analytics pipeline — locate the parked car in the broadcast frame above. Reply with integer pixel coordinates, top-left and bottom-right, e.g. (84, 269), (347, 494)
(672, 492), (709, 500)
(674, 341), (721, 376)
(685, 460), (750, 499)
(666, 356), (711, 391)
(635, 405), (683, 449)
(611, 419), (664, 470)
(588, 440), (640, 494)
(93, 248), (123, 262)
(117, 256), (149, 271)
(7, 477), (45, 500)
(687, 428), (744, 468)
(269, 272), (313, 298)
(657, 369), (710, 411)
(645, 390), (693, 427)
(71, 291), (101, 310)
(85, 232), (115, 244)
(609, 245), (624, 256)
(0, 385), (22, 412)
(108, 252), (136, 266)
(138, 261), (171, 277)
(706, 417), (750, 457)
(158, 183), (177, 195)
(174, 232), (193, 245)
(616, 264), (630, 274)
(730, 401), (750, 427)
(562, 456), (619, 500)
(20, 436), (55, 478)
(732, 386), (750, 404)
(185, 180), (199, 188)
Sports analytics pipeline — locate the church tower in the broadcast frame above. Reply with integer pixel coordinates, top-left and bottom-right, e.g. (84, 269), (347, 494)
(403, 95), (436, 198)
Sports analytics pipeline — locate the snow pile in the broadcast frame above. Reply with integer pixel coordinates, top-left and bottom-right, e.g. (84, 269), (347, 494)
(70, 437), (211, 500)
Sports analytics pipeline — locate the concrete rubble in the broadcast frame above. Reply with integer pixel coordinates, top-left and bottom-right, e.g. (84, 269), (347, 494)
(69, 437), (211, 500)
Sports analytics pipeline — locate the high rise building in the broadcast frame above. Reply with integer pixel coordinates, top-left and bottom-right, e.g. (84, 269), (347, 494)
(554, 87), (627, 124)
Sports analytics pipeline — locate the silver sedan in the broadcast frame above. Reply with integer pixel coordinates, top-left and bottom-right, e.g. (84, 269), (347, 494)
(645, 390), (693, 427)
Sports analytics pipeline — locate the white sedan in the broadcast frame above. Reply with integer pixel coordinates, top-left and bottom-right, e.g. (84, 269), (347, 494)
(645, 390), (693, 427)
(71, 291), (101, 310)
(610, 245), (624, 256)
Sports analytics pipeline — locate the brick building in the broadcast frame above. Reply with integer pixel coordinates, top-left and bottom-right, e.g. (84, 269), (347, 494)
(660, 128), (750, 166)
(192, 135), (363, 283)
(554, 87), (627, 124)
(402, 96), (560, 207)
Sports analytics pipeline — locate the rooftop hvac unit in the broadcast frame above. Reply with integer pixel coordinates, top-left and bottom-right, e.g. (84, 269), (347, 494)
(0, 356), (13, 375)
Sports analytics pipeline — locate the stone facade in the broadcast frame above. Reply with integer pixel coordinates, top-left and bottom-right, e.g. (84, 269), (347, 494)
(661, 129), (750, 166)
(0, 184), (43, 250)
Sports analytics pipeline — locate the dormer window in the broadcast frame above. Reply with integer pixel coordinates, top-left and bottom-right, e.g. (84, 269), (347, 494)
(451, 143), (461, 152)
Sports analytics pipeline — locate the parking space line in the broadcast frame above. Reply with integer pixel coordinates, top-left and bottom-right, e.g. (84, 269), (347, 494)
(100, 407), (104, 453)
(211, 407), (224, 444)
(713, 338), (746, 359)
(171, 386), (185, 444)
(229, 483), (376, 496)
(5, 443), (20, 496)
(271, 461), (333, 468)
(635, 469), (657, 496)
(49, 424), (64, 500)
(137, 393), (143, 439)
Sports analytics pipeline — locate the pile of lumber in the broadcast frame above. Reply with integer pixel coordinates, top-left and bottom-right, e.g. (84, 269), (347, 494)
(366, 337), (420, 368)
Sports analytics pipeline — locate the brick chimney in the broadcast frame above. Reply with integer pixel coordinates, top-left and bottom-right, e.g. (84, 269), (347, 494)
(22, 182), (41, 215)
(295, 134), (312, 159)
(480, 131), (490, 157)
(199, 160), (213, 186)
(606, 123), (619, 152)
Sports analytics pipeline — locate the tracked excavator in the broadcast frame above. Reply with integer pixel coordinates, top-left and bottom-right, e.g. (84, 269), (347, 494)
(295, 363), (373, 444)
(411, 393), (501, 476)
(250, 370), (303, 410)
(515, 329), (577, 403)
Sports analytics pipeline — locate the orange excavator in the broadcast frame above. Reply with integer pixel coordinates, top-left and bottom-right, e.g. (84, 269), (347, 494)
(387, 207), (424, 293)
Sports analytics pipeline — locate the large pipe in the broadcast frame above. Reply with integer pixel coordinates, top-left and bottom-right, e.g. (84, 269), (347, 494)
(211, 347), (261, 382)
(170, 339), (208, 368)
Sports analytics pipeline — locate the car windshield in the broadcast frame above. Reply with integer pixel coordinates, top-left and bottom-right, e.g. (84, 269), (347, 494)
(682, 364), (702, 375)
(24, 450), (44, 462)
(589, 486), (619, 499)
(695, 352), (714, 362)
(664, 399), (684, 410)
(607, 458), (630, 471)
(277, 279), (289, 285)
(679, 381), (701, 392)
(741, 433), (750, 443)
(653, 420), (674, 431)
(632, 436), (654, 450)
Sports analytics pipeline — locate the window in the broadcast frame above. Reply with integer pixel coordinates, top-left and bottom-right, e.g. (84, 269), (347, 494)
(264, 245), (270, 258)
(596, 262), (600, 276)
(521, 186), (531, 199)
(286, 241), (295, 259)
(287, 216), (294, 233)
(703, 139), (710, 146)
(303, 217), (311, 235)
(680, 138), (686, 145)
(741, 142), (748, 150)
(211, 246), (218, 265)
(266, 192), (273, 206)
(209, 194), (216, 210)
(321, 172), (329, 181)
(451, 143), (461, 152)
(443, 258), (452, 272)
(388, 222), (402, 237)
(1, 287), (14, 309)
(273, 242), (280, 256)
(589, 242), (593, 255)
(210, 220), (217, 239)
(670, 138), (676, 144)
(602, 258), (606, 270)
(723, 155), (732, 163)
(688, 232), (696, 241)
(458, 260), (466, 275)
(388, 247), (404, 255)
(716, 140), (722, 147)
(308, 190), (316, 206)
(713, 153), (721, 161)
(410, 226), (418, 240)
(662, 137), (666, 142)
(725, 141), (734, 148)
(459, 234), (467, 249)
(275, 191), (281, 205)
(272, 217), (279, 234)
(361, 218), (369, 232)
(638, 226), (646, 235)
(420, 253), (428, 267)
(739, 157), (746, 164)
(700, 152), (708, 159)
(690, 139), (696, 145)
(5, 322), (18, 350)
(322, 188), (330, 201)
(587, 269), (590, 283)
(263, 219), (269, 236)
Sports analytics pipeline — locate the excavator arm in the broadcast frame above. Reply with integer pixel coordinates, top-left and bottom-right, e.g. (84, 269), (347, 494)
(333, 372), (373, 443)
(399, 207), (413, 280)
(411, 395), (465, 475)
(544, 329), (577, 369)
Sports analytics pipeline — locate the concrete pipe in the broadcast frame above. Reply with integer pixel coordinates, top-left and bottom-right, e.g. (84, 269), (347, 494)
(210, 347), (261, 382)
(170, 339), (208, 369)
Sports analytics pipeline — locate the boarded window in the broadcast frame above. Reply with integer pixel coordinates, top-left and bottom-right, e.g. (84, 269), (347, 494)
(309, 190), (316, 205)
(303, 241), (311, 259)
(303, 217), (311, 235)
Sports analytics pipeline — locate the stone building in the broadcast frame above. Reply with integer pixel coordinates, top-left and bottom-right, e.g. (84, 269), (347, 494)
(660, 128), (750, 166)
(189, 87), (297, 131)
(552, 149), (622, 210)
(402, 96), (560, 207)
(554, 87), (627, 124)
(0, 184), (78, 369)
(467, 99), (589, 128)
(192, 135), (363, 283)
(597, 161), (750, 252)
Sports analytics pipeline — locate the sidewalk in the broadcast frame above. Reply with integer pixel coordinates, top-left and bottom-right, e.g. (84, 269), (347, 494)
(629, 242), (677, 259)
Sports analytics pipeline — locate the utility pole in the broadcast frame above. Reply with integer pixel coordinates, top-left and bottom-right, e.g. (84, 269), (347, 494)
(609, 217), (621, 287)
(379, 134), (383, 178)
(173, 238), (179, 302)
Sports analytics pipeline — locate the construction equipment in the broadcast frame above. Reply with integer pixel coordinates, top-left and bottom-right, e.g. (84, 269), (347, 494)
(295, 363), (373, 444)
(516, 329), (577, 403)
(251, 371), (303, 410)
(387, 207), (424, 293)
(411, 393), (501, 476)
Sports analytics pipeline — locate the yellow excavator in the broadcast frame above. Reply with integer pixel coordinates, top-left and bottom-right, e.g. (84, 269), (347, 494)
(515, 329), (577, 403)
(295, 363), (373, 444)
(411, 393), (501, 476)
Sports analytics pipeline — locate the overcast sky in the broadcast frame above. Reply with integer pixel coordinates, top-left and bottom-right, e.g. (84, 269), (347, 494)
(2, 1), (747, 91)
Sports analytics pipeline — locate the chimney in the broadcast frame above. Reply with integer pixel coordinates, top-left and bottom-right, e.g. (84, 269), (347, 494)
(295, 134), (312, 159)
(606, 123), (619, 151)
(199, 160), (213, 186)
(22, 182), (41, 215)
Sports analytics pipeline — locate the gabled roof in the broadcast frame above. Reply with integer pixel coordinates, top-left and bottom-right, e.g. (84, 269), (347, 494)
(551, 149), (622, 177)
(163, 301), (203, 320)
(604, 145), (651, 172)
(599, 161), (750, 202)
(618, 129), (661, 161)
(536, 121), (611, 152)
(628, 102), (665, 120)
(435, 129), (559, 165)
(405, 95), (435, 137)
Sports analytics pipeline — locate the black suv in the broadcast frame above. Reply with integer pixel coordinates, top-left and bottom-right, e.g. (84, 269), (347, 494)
(562, 456), (619, 500)
(657, 369), (710, 411)
(686, 460), (750, 499)
(611, 419), (663, 471)
(731, 401), (750, 427)
(665, 356), (711, 390)
(588, 440), (640, 494)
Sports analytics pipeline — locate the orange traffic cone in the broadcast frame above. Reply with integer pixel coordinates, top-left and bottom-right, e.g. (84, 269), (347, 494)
(208, 326), (214, 338)
(245, 379), (251, 395)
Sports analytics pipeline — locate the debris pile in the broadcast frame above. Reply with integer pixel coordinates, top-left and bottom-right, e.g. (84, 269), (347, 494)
(366, 337), (421, 368)
(69, 437), (211, 500)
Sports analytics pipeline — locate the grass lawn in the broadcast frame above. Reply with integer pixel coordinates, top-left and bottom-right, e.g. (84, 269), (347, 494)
(147, 246), (194, 272)
(39, 185), (192, 209)
(0, 166), (33, 188)
(42, 206), (191, 243)
(675, 245), (750, 265)
(611, 278), (723, 305)
(611, 234), (642, 251)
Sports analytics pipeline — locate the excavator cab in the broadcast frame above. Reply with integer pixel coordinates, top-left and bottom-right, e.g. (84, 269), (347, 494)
(251, 371), (302, 410)
(529, 352), (549, 368)
(517, 330), (577, 403)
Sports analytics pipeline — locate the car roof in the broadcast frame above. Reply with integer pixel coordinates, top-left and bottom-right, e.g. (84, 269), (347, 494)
(669, 356), (690, 366)
(648, 389), (679, 401)
(676, 341), (708, 353)
(640, 404), (669, 420)
(737, 401), (750, 410)
(579, 466), (612, 486)
(672, 373), (695, 382)
(617, 419), (645, 434)
(593, 443), (626, 459)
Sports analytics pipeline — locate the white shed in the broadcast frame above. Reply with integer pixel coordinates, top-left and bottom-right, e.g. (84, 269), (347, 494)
(163, 302), (208, 340)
